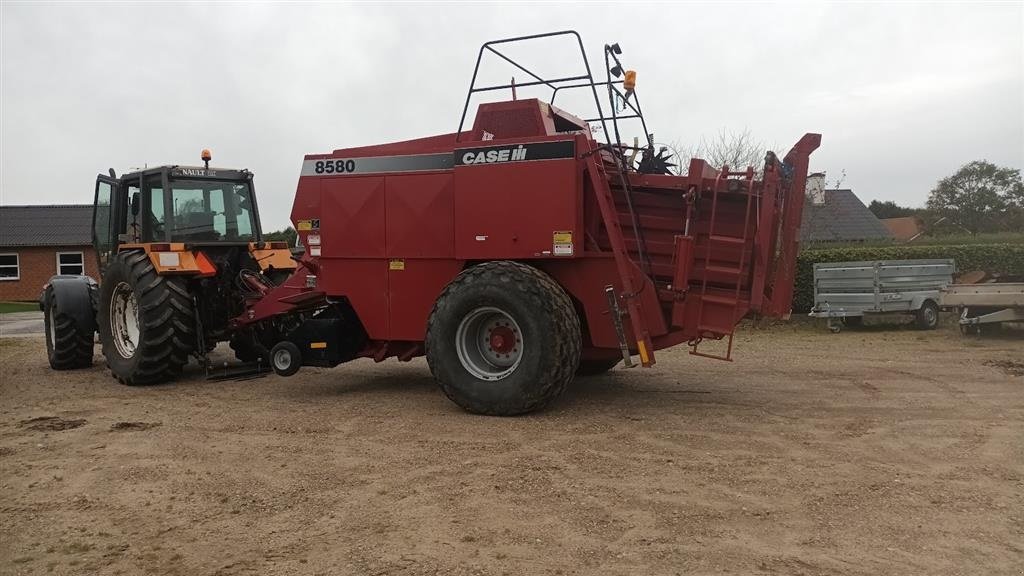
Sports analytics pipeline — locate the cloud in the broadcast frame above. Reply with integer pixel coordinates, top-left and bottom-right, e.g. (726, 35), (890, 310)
(2, 2), (1021, 229)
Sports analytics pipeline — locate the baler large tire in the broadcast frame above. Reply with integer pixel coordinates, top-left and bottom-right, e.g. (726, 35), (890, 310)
(98, 251), (196, 385)
(426, 261), (581, 416)
(43, 284), (95, 370)
(576, 358), (620, 376)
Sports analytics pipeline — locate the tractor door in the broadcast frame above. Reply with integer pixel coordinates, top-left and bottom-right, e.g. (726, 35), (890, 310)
(92, 175), (120, 274)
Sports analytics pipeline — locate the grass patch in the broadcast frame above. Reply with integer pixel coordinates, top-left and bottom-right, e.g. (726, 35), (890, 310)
(0, 301), (38, 314)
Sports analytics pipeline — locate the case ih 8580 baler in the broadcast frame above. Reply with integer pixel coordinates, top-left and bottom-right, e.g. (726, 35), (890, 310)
(43, 32), (819, 415)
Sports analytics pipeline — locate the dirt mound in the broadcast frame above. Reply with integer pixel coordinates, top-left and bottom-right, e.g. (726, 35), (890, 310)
(985, 359), (1024, 377)
(19, 416), (86, 432)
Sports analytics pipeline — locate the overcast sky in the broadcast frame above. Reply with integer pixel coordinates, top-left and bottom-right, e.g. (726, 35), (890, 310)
(2, 2), (1021, 232)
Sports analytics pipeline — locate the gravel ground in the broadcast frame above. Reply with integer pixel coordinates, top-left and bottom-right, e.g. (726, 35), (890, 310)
(0, 319), (1022, 575)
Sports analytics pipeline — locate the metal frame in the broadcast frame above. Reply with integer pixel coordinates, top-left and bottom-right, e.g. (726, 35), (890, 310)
(456, 30), (653, 274)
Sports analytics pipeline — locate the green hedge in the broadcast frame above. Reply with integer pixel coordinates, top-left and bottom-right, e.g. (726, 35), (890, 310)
(792, 243), (1024, 312)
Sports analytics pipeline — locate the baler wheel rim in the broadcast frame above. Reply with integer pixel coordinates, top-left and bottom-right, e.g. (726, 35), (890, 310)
(455, 306), (524, 381)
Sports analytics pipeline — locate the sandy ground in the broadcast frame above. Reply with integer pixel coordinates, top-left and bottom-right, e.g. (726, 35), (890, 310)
(0, 319), (1021, 576)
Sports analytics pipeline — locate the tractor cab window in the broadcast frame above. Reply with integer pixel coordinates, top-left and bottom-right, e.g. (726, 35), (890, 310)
(165, 180), (256, 243)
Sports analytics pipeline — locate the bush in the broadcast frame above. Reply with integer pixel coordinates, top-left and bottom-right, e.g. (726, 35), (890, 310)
(792, 243), (1024, 313)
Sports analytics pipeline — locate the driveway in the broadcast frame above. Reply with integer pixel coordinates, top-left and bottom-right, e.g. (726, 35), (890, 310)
(0, 310), (44, 337)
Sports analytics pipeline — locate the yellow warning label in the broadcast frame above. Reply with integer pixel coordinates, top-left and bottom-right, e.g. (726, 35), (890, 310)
(553, 231), (573, 244)
(310, 342), (327, 349)
(389, 259), (405, 271)
(297, 220), (313, 231)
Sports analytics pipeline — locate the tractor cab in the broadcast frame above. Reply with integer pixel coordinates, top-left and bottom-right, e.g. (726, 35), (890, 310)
(92, 151), (263, 272)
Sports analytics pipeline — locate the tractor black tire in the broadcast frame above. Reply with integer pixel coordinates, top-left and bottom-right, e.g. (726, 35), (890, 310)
(576, 358), (621, 376)
(98, 251), (196, 385)
(43, 284), (94, 370)
(425, 261), (581, 416)
(915, 300), (940, 330)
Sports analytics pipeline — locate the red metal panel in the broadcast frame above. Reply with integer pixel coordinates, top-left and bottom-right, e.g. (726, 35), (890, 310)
(454, 158), (579, 260)
(387, 259), (463, 341)
(319, 177), (386, 258)
(317, 258), (389, 339)
(385, 174), (454, 258)
(290, 177), (322, 247)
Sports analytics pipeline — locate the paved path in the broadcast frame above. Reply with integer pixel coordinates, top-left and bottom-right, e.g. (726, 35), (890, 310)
(0, 311), (44, 337)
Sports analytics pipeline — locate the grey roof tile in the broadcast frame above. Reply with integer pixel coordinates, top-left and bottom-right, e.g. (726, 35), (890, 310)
(801, 189), (892, 243)
(0, 205), (94, 247)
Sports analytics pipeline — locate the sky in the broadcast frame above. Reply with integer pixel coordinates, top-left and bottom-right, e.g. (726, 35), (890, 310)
(2, 2), (1022, 232)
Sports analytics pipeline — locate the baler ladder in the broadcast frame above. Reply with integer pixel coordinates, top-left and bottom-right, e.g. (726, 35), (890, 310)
(690, 167), (756, 361)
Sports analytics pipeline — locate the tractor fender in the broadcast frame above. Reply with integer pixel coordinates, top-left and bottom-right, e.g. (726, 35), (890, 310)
(40, 275), (98, 335)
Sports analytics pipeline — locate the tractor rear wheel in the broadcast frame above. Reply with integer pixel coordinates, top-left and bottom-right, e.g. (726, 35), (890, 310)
(98, 251), (196, 385)
(426, 261), (581, 416)
(43, 284), (95, 370)
(576, 358), (620, 376)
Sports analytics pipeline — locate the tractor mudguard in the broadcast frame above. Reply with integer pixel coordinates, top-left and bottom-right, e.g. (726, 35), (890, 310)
(41, 275), (98, 335)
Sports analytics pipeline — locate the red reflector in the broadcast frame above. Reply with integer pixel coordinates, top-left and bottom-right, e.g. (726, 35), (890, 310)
(269, 241), (288, 250)
(150, 243), (171, 252)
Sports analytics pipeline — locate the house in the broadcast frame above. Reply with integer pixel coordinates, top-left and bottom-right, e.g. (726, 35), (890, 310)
(0, 205), (99, 301)
(881, 216), (925, 242)
(800, 174), (892, 244)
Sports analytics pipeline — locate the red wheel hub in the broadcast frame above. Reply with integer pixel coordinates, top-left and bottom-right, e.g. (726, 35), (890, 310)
(488, 325), (517, 354)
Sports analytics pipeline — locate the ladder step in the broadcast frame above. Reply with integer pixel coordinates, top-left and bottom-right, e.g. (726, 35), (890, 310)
(698, 324), (734, 334)
(705, 264), (742, 276)
(701, 294), (738, 306)
(709, 234), (745, 245)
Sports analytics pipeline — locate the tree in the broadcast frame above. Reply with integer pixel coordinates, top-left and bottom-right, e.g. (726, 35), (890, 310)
(868, 200), (917, 219)
(264, 226), (297, 247)
(926, 161), (1024, 234)
(676, 128), (771, 176)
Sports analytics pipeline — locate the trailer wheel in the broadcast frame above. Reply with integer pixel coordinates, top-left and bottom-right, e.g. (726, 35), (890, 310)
(98, 251), (196, 385)
(426, 261), (581, 416)
(915, 300), (940, 330)
(42, 284), (95, 370)
(576, 358), (620, 376)
(269, 341), (301, 377)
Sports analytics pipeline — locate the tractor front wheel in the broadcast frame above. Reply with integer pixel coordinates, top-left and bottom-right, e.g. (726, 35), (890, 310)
(426, 261), (581, 416)
(98, 251), (196, 385)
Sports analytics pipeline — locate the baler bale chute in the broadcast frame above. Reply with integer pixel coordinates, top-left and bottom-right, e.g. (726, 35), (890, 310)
(44, 31), (820, 416)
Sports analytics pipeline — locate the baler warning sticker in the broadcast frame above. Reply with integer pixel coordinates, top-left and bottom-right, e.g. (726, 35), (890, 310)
(389, 259), (405, 271)
(297, 219), (320, 231)
(553, 231), (573, 256)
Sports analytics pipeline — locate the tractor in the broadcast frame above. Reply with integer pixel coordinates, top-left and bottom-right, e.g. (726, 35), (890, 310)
(44, 31), (820, 416)
(42, 151), (297, 382)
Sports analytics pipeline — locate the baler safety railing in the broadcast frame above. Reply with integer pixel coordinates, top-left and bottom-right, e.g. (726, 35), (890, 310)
(456, 30), (655, 276)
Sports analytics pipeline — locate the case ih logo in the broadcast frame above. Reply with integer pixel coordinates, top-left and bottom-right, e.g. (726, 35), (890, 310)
(455, 141), (575, 166)
(461, 145), (528, 165)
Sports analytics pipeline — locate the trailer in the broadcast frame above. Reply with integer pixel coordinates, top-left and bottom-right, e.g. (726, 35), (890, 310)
(809, 259), (954, 332)
(940, 282), (1024, 334)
